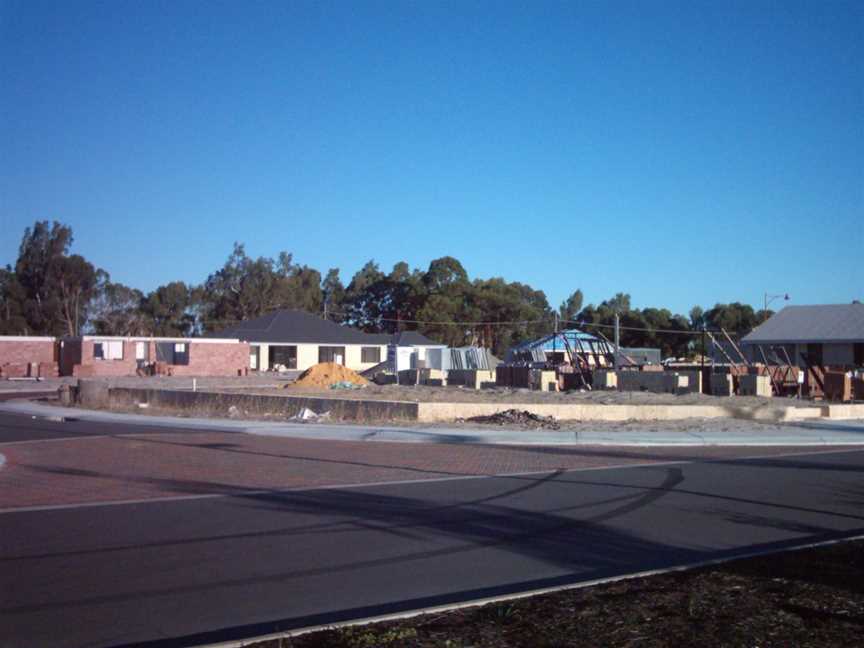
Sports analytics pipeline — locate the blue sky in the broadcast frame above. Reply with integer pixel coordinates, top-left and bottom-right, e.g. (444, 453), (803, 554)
(1, 0), (861, 315)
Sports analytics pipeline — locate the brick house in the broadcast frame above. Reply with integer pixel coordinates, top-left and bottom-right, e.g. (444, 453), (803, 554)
(59, 336), (249, 377)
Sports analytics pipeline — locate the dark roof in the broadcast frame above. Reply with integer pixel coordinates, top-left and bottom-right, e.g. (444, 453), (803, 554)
(210, 310), (389, 345)
(390, 330), (443, 346)
(742, 304), (864, 344)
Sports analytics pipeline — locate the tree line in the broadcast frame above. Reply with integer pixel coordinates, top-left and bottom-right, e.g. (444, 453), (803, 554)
(0, 221), (773, 358)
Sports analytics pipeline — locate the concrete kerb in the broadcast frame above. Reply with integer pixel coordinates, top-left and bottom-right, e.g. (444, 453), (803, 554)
(3, 399), (864, 447)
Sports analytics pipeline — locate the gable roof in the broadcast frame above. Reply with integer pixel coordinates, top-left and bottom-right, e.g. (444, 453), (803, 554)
(742, 304), (864, 344)
(210, 310), (389, 345)
(390, 330), (443, 347)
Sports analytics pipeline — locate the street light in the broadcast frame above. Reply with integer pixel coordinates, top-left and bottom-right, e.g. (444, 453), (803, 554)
(763, 292), (790, 319)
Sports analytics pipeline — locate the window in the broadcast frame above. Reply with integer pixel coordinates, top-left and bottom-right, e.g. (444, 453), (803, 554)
(135, 342), (148, 361)
(93, 340), (123, 360)
(855, 343), (864, 367)
(155, 342), (190, 365)
(361, 346), (381, 363)
(319, 346), (346, 365)
(269, 345), (297, 370)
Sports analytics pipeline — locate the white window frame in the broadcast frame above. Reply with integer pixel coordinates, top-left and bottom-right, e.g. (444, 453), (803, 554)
(94, 339), (124, 360)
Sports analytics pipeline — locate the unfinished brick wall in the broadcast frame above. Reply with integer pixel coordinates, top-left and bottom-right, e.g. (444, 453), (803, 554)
(73, 340), (139, 377)
(171, 342), (250, 377)
(67, 338), (250, 377)
(0, 338), (58, 378)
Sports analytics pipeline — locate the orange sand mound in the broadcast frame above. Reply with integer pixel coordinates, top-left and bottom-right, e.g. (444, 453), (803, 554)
(288, 362), (370, 389)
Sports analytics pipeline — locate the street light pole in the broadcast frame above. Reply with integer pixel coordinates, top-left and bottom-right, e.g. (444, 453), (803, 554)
(763, 292), (790, 321)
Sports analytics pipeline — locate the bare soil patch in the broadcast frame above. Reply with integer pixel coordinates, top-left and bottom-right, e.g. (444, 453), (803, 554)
(252, 539), (864, 648)
(229, 382), (810, 409)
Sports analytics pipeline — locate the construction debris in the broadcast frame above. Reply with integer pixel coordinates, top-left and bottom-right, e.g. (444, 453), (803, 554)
(288, 363), (369, 389)
(290, 407), (331, 421)
(464, 408), (560, 430)
(329, 381), (364, 390)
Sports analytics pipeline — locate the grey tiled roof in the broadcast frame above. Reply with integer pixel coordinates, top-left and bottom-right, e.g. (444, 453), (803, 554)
(742, 304), (864, 344)
(390, 330), (444, 346)
(210, 310), (388, 345)
(209, 310), (444, 346)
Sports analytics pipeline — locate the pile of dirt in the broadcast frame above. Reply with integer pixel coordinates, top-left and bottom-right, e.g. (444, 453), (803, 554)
(464, 408), (560, 430)
(288, 363), (369, 389)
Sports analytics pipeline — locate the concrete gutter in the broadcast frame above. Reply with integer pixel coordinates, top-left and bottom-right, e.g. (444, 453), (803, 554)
(2, 400), (863, 447)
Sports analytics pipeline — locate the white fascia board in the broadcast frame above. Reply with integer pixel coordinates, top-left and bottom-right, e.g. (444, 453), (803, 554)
(248, 342), (386, 347)
(78, 336), (241, 344)
(0, 336), (57, 342)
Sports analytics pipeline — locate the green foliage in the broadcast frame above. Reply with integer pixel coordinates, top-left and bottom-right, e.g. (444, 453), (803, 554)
(139, 281), (196, 336)
(201, 243), (324, 327)
(89, 282), (147, 335)
(1, 221), (770, 359)
(2, 221), (105, 335)
(559, 289), (583, 322)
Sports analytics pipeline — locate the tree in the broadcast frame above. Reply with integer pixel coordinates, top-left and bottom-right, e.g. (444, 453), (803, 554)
(0, 267), (27, 334)
(7, 220), (105, 335)
(200, 243), (324, 331)
(559, 289), (584, 323)
(141, 282), (194, 336)
(321, 268), (345, 320)
(342, 260), (387, 331)
(54, 254), (101, 336)
(88, 281), (146, 335)
(14, 221), (73, 334)
(423, 256), (469, 294)
(703, 302), (759, 338)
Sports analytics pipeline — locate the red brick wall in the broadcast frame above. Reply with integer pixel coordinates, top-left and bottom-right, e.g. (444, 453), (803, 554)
(172, 342), (250, 377)
(74, 340), (139, 377)
(0, 338), (58, 378)
(0, 339), (57, 364)
(69, 339), (250, 377)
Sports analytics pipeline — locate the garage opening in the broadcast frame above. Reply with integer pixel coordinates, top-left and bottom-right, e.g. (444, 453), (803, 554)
(269, 345), (297, 370)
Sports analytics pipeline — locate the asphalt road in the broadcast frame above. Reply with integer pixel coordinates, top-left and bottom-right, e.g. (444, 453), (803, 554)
(1, 419), (864, 648)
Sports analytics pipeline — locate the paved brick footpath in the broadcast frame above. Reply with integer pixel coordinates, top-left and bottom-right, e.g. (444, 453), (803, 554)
(0, 429), (851, 509)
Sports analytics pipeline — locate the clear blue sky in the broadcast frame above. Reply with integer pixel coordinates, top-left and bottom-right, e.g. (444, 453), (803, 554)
(1, 0), (861, 315)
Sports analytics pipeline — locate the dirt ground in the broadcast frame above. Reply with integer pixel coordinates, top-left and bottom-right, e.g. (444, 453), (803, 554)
(0, 375), (813, 409)
(252, 539), (864, 648)
(244, 382), (811, 409)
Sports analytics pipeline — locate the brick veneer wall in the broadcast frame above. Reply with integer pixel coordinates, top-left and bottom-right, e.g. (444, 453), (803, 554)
(173, 342), (250, 377)
(70, 339), (249, 377)
(0, 338), (58, 378)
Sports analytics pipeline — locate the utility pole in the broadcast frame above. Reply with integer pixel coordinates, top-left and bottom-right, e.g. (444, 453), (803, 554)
(553, 311), (558, 360)
(614, 313), (620, 372)
(700, 325), (707, 395)
(763, 292), (790, 322)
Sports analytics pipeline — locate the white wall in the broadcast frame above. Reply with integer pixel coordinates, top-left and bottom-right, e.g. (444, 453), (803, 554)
(250, 342), (387, 372)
